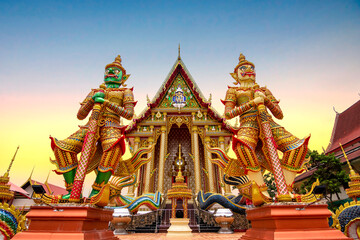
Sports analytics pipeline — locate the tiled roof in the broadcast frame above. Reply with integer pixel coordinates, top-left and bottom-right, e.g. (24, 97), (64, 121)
(327, 100), (360, 153)
(9, 182), (31, 198)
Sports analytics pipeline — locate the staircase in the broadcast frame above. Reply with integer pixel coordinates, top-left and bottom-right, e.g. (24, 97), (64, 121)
(127, 202), (223, 233)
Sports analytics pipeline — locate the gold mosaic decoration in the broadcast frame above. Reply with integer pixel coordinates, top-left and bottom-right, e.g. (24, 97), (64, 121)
(158, 73), (201, 109)
(168, 116), (191, 130)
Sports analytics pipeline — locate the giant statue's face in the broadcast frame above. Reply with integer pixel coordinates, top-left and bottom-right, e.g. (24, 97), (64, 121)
(104, 67), (123, 85)
(237, 64), (256, 84)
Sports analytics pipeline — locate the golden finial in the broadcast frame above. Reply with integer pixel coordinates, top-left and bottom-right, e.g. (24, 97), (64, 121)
(234, 52), (255, 73)
(115, 55), (122, 64)
(105, 54), (126, 75)
(178, 144), (182, 160)
(28, 166), (35, 181)
(340, 143), (356, 176)
(45, 171), (51, 184)
(178, 43), (181, 60)
(239, 53), (245, 62)
(4, 146), (19, 178)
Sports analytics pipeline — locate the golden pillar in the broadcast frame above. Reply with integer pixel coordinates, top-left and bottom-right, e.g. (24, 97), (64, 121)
(144, 137), (154, 193)
(219, 136), (232, 195)
(204, 136), (216, 192)
(192, 126), (201, 193)
(127, 137), (140, 197)
(157, 126), (167, 193)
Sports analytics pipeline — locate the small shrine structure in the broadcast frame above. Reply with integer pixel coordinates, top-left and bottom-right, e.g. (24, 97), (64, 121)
(167, 144), (192, 218)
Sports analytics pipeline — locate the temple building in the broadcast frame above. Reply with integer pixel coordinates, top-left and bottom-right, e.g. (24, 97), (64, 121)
(294, 99), (360, 199)
(325, 100), (360, 169)
(124, 54), (235, 198)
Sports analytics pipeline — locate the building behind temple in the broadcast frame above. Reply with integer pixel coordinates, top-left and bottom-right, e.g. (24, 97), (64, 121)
(294, 99), (360, 200)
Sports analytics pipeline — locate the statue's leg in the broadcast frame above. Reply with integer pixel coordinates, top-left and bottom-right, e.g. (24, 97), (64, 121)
(272, 126), (310, 192)
(50, 128), (86, 198)
(89, 127), (124, 198)
(233, 127), (270, 198)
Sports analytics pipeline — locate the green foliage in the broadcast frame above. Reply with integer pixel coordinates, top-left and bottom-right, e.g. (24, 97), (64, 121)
(264, 171), (277, 198)
(300, 150), (350, 206)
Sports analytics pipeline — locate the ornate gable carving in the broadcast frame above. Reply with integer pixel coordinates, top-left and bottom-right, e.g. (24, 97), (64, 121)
(158, 73), (201, 109)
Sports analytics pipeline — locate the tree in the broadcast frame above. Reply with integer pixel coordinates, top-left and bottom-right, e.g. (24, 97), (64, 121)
(263, 171), (276, 199)
(300, 150), (350, 209)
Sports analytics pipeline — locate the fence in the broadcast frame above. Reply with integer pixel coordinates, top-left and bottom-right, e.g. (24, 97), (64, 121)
(125, 208), (248, 233)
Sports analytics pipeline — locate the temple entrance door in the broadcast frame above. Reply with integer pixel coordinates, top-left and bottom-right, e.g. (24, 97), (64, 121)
(163, 124), (194, 194)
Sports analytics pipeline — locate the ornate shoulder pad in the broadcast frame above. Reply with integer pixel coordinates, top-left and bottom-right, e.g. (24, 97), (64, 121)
(221, 87), (237, 105)
(123, 87), (137, 107)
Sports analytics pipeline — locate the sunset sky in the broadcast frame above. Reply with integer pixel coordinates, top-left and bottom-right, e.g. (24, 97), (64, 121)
(0, 0), (359, 194)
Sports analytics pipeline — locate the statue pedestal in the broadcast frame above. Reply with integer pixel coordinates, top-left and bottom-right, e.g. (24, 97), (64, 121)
(240, 204), (351, 240)
(13, 205), (117, 240)
(167, 218), (192, 237)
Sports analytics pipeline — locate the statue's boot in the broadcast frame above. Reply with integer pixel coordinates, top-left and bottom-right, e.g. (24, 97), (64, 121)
(89, 171), (112, 198)
(251, 181), (272, 206)
(61, 168), (76, 199)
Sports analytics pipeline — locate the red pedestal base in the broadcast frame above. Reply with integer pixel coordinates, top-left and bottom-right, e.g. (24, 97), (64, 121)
(240, 204), (351, 240)
(13, 205), (117, 240)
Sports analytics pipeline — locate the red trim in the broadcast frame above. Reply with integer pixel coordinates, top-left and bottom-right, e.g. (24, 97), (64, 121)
(105, 135), (126, 154)
(50, 136), (56, 151)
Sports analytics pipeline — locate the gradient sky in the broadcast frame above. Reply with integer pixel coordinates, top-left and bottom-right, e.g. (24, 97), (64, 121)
(1, 0), (359, 194)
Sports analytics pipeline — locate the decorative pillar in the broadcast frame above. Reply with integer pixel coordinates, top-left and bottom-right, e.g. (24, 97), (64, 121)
(144, 137), (154, 193)
(127, 137), (140, 197)
(219, 137), (232, 195)
(157, 126), (167, 193)
(171, 199), (177, 218)
(183, 198), (188, 218)
(204, 136), (216, 193)
(192, 126), (201, 193)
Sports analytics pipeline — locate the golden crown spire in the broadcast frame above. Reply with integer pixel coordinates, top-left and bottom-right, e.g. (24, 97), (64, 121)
(234, 53), (255, 72)
(239, 53), (245, 62)
(115, 55), (122, 64)
(105, 54), (126, 75)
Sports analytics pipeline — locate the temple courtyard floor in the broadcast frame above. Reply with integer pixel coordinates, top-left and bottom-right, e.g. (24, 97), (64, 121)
(116, 232), (245, 239)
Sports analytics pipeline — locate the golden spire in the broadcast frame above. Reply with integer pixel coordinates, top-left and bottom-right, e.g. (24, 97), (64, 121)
(105, 54), (126, 75)
(4, 146), (19, 178)
(45, 171), (51, 184)
(28, 166), (35, 183)
(340, 143), (356, 176)
(234, 53), (255, 73)
(178, 43), (181, 60)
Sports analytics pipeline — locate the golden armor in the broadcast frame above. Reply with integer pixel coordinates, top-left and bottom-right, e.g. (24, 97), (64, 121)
(222, 54), (310, 200)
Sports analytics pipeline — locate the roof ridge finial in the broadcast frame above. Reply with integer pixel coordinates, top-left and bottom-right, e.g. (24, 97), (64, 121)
(178, 43), (181, 60)
(45, 170), (51, 184)
(4, 146), (19, 178)
(339, 143), (356, 175)
(28, 166), (35, 181)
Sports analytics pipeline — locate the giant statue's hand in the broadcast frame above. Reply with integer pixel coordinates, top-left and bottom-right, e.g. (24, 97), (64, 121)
(253, 96), (264, 105)
(254, 91), (266, 105)
(92, 91), (105, 103)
